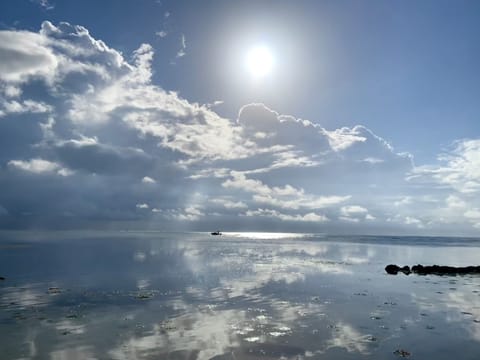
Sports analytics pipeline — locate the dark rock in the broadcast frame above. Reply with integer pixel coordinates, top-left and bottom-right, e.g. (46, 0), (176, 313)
(412, 264), (480, 275)
(0, 276), (5, 280)
(385, 264), (400, 275)
(386, 264), (480, 276)
(385, 265), (410, 275)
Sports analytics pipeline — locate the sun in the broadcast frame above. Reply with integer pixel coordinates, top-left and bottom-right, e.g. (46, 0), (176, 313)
(246, 46), (274, 78)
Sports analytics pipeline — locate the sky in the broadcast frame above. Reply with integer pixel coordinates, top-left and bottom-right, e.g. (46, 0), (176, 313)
(0, 0), (479, 235)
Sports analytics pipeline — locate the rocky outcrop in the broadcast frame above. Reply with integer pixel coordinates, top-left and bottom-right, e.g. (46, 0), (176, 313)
(386, 264), (480, 275)
(385, 265), (411, 275)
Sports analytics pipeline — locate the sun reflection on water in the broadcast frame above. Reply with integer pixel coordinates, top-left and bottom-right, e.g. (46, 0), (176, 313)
(223, 232), (314, 240)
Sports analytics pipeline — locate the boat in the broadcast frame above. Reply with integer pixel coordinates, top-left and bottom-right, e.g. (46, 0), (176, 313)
(210, 231), (222, 236)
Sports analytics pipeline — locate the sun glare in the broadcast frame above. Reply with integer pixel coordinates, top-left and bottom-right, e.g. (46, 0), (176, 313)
(246, 46), (274, 78)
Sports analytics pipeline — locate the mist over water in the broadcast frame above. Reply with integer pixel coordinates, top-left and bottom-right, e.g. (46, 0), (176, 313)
(1, 232), (480, 359)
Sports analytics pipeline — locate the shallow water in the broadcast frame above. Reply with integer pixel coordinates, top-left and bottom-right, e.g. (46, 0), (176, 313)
(1, 231), (480, 359)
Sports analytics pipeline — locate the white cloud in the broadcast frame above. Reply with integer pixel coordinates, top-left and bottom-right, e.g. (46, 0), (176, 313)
(410, 139), (480, 194)
(31, 0), (54, 10)
(361, 157), (384, 164)
(0, 99), (52, 116)
(176, 34), (186, 58)
(339, 205), (375, 222)
(8, 158), (72, 176)
(340, 205), (368, 216)
(365, 214), (376, 221)
(163, 206), (204, 221)
(0, 30), (58, 83)
(325, 126), (367, 152)
(188, 168), (230, 179)
(394, 196), (412, 207)
(464, 209), (480, 228)
(464, 209), (480, 220)
(223, 172), (350, 210)
(142, 176), (156, 184)
(136, 203), (149, 209)
(446, 195), (467, 209)
(209, 198), (248, 209)
(2, 84), (22, 98)
(404, 216), (423, 227)
(155, 30), (168, 38)
(245, 209), (329, 222)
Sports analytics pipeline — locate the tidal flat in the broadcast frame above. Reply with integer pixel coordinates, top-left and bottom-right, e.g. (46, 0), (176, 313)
(1, 232), (480, 359)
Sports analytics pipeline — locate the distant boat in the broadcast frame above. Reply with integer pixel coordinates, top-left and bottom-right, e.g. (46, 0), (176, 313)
(211, 231), (222, 236)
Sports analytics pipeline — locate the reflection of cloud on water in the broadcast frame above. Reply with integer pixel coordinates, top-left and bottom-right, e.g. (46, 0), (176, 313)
(55, 319), (86, 335)
(133, 251), (147, 262)
(8, 235), (480, 359)
(181, 241), (355, 300)
(136, 279), (150, 290)
(50, 346), (96, 360)
(412, 279), (480, 343)
(214, 257), (350, 299)
(108, 302), (244, 360)
(443, 291), (480, 341)
(325, 322), (374, 354)
(1, 283), (51, 308)
(107, 294), (326, 360)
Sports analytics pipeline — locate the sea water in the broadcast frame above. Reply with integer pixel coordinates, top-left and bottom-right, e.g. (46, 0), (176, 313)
(1, 231), (480, 359)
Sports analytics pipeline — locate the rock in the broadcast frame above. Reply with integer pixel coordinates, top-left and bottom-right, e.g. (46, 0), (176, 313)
(412, 264), (480, 275)
(386, 264), (480, 276)
(0, 276), (5, 281)
(385, 264), (400, 275)
(385, 265), (410, 275)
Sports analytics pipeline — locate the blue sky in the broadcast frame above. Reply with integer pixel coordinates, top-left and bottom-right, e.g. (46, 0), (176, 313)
(0, 0), (479, 234)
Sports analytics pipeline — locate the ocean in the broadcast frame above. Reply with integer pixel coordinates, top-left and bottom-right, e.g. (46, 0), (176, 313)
(1, 231), (480, 359)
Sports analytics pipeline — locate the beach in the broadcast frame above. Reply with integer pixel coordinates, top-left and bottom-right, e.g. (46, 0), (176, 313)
(1, 232), (480, 359)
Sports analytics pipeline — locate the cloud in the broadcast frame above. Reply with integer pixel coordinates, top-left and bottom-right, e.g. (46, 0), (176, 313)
(325, 127), (367, 152)
(0, 30), (58, 83)
(31, 0), (54, 10)
(410, 139), (480, 194)
(0, 21), (478, 234)
(339, 205), (375, 222)
(0, 99), (52, 117)
(361, 157), (384, 164)
(209, 198), (248, 210)
(340, 205), (368, 216)
(464, 209), (480, 228)
(163, 206), (204, 221)
(244, 209), (329, 222)
(142, 176), (156, 184)
(223, 172), (350, 210)
(176, 34), (186, 58)
(53, 138), (153, 175)
(8, 158), (72, 176)
(155, 31), (168, 38)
